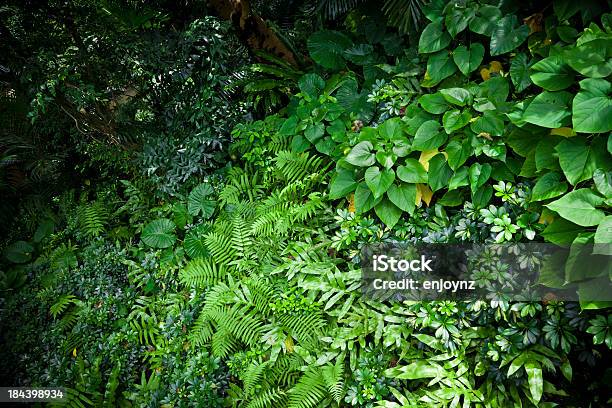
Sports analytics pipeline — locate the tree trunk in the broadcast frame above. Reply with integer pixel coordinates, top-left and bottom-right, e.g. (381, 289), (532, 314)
(208, 0), (298, 66)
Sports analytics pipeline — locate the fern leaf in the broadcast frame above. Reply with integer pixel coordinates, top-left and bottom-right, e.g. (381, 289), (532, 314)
(246, 387), (287, 408)
(180, 258), (227, 288)
(287, 367), (328, 408)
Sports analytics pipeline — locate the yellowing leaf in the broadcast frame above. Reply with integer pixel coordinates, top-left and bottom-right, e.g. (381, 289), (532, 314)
(523, 13), (543, 34)
(550, 127), (577, 137)
(480, 68), (490, 81)
(285, 335), (294, 353)
(348, 193), (355, 212)
(419, 149), (447, 171)
(489, 61), (503, 73)
(72, 348), (77, 357)
(416, 184), (433, 206)
(538, 211), (555, 225)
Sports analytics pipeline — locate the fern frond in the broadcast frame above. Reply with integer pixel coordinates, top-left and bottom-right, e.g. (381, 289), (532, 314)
(50, 294), (77, 318)
(77, 202), (108, 238)
(190, 312), (214, 346)
(205, 231), (236, 266)
(276, 311), (326, 345)
(245, 387), (287, 408)
(211, 327), (238, 358)
(322, 358), (346, 404)
(287, 367), (328, 408)
(208, 305), (265, 347)
(180, 258), (228, 288)
(274, 150), (324, 184)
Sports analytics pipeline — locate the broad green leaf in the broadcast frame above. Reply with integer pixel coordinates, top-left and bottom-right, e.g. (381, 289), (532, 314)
(469, 163), (491, 193)
(525, 361), (543, 403)
(385, 361), (445, 380)
(329, 168), (357, 199)
(535, 136), (562, 172)
(572, 78), (612, 133)
(375, 198), (402, 228)
(531, 172), (568, 202)
(555, 138), (595, 185)
(304, 122), (325, 143)
(564, 42), (612, 78)
(545, 189), (605, 227)
(479, 76), (510, 105)
(440, 88), (472, 106)
(453, 43), (484, 76)
(442, 109), (471, 134)
(307, 30), (352, 70)
(470, 111), (504, 136)
(593, 169), (612, 198)
(595, 216), (612, 244)
(413, 120), (447, 150)
(423, 51), (458, 87)
(335, 78), (375, 121)
(427, 154), (452, 192)
(530, 55), (575, 91)
(448, 167), (469, 191)
(490, 15), (529, 56)
(343, 43), (374, 65)
(365, 166), (395, 199)
(542, 218), (582, 245)
(397, 159), (428, 183)
(4, 241), (34, 264)
(184, 224), (211, 259)
(188, 183), (216, 218)
(419, 93), (449, 114)
(419, 21), (451, 53)
(346, 141), (375, 167)
(445, 6), (474, 38)
(376, 151), (397, 169)
(298, 73), (325, 99)
(387, 184), (416, 214)
(315, 136), (334, 155)
(378, 117), (404, 140)
(142, 219), (176, 249)
(510, 52), (532, 92)
(33, 219), (54, 243)
(446, 139), (472, 170)
(469, 5), (502, 36)
(522, 91), (572, 128)
(354, 182), (381, 213)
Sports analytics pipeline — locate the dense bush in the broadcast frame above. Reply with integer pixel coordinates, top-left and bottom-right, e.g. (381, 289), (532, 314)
(1, 1), (611, 407)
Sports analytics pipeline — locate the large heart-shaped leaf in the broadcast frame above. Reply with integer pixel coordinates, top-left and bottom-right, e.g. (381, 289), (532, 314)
(397, 159), (428, 183)
(423, 51), (458, 87)
(142, 219), (177, 249)
(545, 189), (605, 227)
(510, 52), (532, 92)
(443, 110), (471, 134)
(354, 182), (381, 213)
(419, 93), (449, 114)
(440, 88), (472, 106)
(329, 168), (358, 199)
(522, 91), (572, 128)
(188, 183), (216, 218)
(387, 184), (416, 214)
(453, 43), (485, 76)
(428, 154), (452, 192)
(530, 55), (575, 91)
(307, 30), (352, 70)
(413, 120), (447, 151)
(564, 41), (612, 78)
(572, 78), (612, 133)
(531, 172), (568, 201)
(419, 21), (451, 54)
(365, 166), (395, 199)
(346, 141), (375, 167)
(469, 5), (502, 36)
(490, 15), (529, 56)
(374, 198), (402, 228)
(555, 138), (595, 185)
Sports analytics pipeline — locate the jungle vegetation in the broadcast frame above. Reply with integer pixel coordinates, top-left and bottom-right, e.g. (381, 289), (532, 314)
(1, 0), (611, 407)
